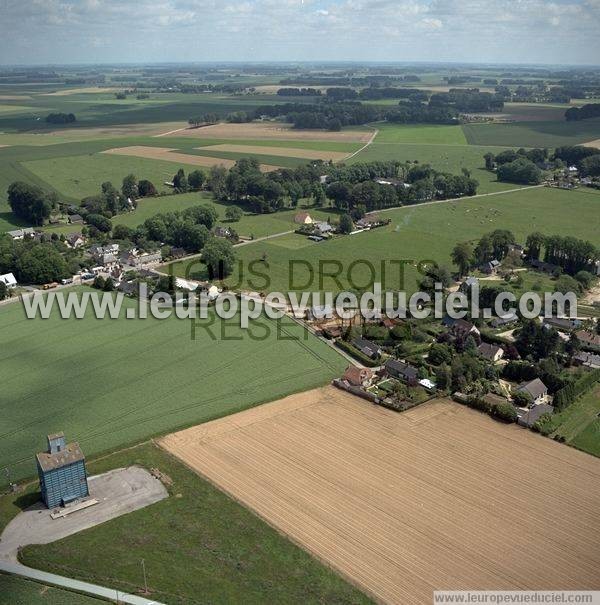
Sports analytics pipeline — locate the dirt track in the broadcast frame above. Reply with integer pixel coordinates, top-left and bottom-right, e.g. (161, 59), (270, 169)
(102, 146), (281, 171)
(162, 121), (372, 142)
(160, 387), (600, 605)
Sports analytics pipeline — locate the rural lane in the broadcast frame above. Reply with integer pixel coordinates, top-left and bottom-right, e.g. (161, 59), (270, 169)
(0, 561), (164, 605)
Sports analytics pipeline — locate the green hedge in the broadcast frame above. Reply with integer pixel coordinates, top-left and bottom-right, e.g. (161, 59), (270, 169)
(553, 369), (600, 410)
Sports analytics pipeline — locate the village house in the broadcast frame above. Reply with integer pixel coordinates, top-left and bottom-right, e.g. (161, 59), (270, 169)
(170, 247), (186, 259)
(351, 337), (382, 360)
(7, 227), (36, 240)
(517, 402), (554, 428)
(313, 221), (333, 236)
(477, 342), (504, 363)
(90, 243), (120, 266)
(384, 359), (419, 386)
(66, 232), (85, 249)
(574, 329), (600, 352)
(543, 317), (583, 332)
(530, 259), (561, 274)
(294, 212), (313, 225)
(573, 351), (600, 369)
(68, 214), (84, 225)
(214, 226), (232, 238)
(120, 249), (162, 268)
(342, 366), (374, 387)
(490, 315), (518, 329)
(443, 317), (481, 340)
(0, 272), (18, 289)
(516, 378), (549, 405)
(481, 259), (501, 275)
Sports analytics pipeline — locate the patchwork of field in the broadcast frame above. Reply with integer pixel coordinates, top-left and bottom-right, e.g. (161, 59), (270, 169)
(0, 292), (346, 486)
(582, 138), (600, 148)
(195, 143), (351, 161)
(161, 387), (600, 605)
(40, 86), (122, 96)
(101, 145), (282, 171)
(166, 121), (373, 142)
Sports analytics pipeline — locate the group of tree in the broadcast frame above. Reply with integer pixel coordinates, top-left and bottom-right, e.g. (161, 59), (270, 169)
(0, 235), (75, 284)
(171, 168), (205, 193)
(326, 162), (478, 212)
(188, 113), (219, 126)
(45, 112), (76, 124)
(112, 204), (220, 254)
(525, 231), (598, 275)
(7, 182), (57, 225)
(483, 148), (547, 184)
(207, 158), (325, 213)
(565, 103), (600, 121)
(276, 88), (322, 97)
(452, 230), (517, 275)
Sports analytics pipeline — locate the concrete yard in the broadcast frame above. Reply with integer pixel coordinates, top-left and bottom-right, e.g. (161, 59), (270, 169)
(161, 387), (600, 605)
(0, 466), (168, 562)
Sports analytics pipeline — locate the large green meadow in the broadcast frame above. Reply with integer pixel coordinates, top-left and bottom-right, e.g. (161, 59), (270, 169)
(169, 186), (600, 294)
(0, 289), (346, 486)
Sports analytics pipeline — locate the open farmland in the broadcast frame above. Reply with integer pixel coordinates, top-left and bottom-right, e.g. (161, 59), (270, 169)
(160, 387), (600, 605)
(102, 145), (281, 171)
(166, 121), (373, 142)
(18, 442), (372, 605)
(170, 186), (600, 294)
(462, 118), (600, 147)
(0, 289), (346, 486)
(194, 143), (351, 161)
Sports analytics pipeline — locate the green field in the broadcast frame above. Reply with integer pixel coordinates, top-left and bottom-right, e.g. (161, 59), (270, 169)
(373, 123), (468, 145)
(352, 140), (516, 194)
(0, 574), (103, 605)
(546, 384), (600, 457)
(0, 289), (346, 485)
(462, 118), (600, 147)
(168, 186), (600, 294)
(18, 442), (371, 605)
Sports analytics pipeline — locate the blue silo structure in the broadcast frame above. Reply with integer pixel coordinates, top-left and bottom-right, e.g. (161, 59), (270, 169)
(36, 432), (89, 509)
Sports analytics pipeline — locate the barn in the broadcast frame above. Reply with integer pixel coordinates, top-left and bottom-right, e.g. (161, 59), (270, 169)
(36, 433), (89, 509)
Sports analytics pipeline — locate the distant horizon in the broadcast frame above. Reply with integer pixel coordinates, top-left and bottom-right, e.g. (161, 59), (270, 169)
(2, 60), (600, 69)
(1, 0), (599, 66)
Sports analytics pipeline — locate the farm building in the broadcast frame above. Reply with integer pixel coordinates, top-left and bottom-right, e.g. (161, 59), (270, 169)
(0, 272), (17, 288)
(294, 212), (313, 225)
(36, 432), (89, 509)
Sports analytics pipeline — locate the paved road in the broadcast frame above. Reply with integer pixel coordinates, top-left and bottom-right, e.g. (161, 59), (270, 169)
(0, 468), (168, 604)
(0, 561), (164, 605)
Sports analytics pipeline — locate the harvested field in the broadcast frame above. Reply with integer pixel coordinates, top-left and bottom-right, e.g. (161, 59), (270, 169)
(102, 146), (281, 171)
(582, 138), (600, 148)
(196, 143), (351, 161)
(162, 121), (372, 142)
(161, 387), (600, 605)
(41, 86), (122, 96)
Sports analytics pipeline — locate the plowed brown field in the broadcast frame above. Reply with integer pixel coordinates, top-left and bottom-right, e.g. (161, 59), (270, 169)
(160, 387), (600, 605)
(162, 121), (372, 142)
(102, 146), (281, 171)
(195, 143), (351, 161)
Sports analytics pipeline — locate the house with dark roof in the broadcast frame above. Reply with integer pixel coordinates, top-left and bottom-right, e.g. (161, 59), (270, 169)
(477, 342), (504, 363)
(490, 315), (518, 329)
(443, 317), (480, 340)
(543, 317), (582, 332)
(516, 378), (549, 405)
(36, 432), (89, 509)
(68, 214), (84, 224)
(66, 232), (85, 249)
(517, 403), (554, 428)
(575, 330), (600, 352)
(530, 259), (560, 274)
(481, 259), (501, 275)
(573, 351), (600, 369)
(384, 359), (419, 385)
(351, 338), (382, 360)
